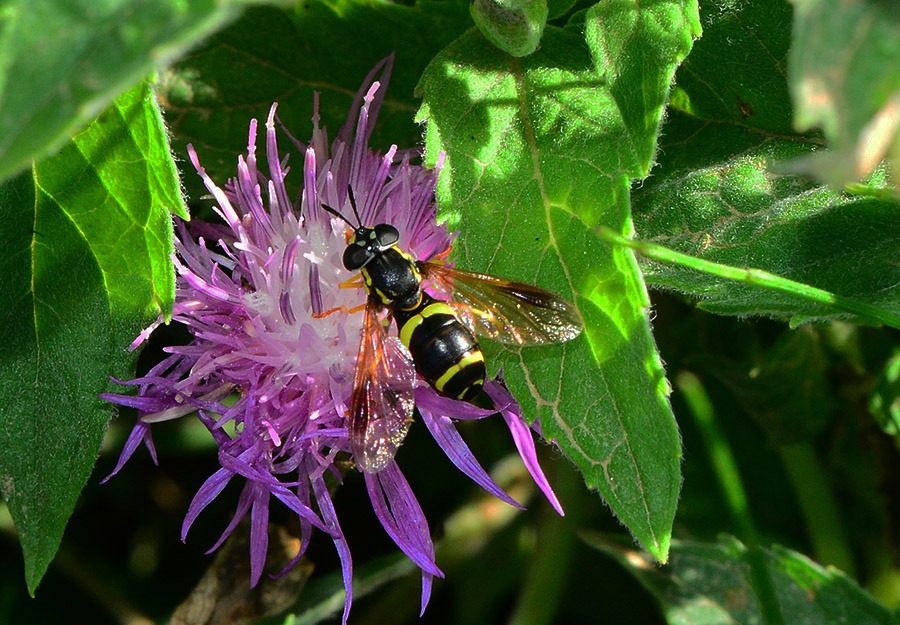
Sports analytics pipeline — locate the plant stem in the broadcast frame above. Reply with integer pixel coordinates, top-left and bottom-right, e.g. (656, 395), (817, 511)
(597, 227), (900, 330)
(778, 443), (856, 578)
(507, 453), (580, 625)
(676, 371), (785, 625)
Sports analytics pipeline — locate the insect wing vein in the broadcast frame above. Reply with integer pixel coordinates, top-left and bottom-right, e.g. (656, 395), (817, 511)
(349, 302), (416, 473)
(421, 262), (582, 346)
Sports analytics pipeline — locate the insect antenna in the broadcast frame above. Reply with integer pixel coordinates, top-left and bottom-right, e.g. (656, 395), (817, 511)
(320, 202), (355, 228)
(347, 186), (364, 227)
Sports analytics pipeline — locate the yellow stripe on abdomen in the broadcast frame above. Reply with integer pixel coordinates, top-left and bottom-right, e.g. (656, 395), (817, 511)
(398, 301), (455, 348)
(433, 350), (485, 394)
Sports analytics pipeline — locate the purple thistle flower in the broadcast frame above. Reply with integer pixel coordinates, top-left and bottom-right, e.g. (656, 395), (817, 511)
(103, 56), (562, 622)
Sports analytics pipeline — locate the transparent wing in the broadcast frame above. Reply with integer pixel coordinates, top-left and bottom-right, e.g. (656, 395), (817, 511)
(421, 262), (583, 346)
(348, 300), (417, 473)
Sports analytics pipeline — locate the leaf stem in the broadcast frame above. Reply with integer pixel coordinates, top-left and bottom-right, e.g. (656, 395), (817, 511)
(676, 371), (785, 625)
(597, 227), (900, 329)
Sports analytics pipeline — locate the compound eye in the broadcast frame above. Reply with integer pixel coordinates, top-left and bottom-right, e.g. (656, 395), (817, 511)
(343, 243), (371, 270)
(373, 224), (399, 249)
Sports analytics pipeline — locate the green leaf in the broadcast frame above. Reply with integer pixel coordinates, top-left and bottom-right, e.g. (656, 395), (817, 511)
(869, 347), (900, 437)
(664, 0), (796, 136)
(470, 0), (548, 58)
(586, 534), (898, 625)
(546, 0), (577, 20)
(585, 0), (704, 177)
(0, 0), (254, 182)
(788, 0), (900, 184)
(631, 0), (900, 325)
(161, 0), (472, 199)
(0, 81), (182, 593)
(416, 2), (699, 562)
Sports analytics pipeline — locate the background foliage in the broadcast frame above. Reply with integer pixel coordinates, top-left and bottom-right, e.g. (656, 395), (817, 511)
(2, 0), (900, 623)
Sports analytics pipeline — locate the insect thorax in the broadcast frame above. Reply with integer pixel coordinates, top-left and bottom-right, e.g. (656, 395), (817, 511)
(361, 247), (422, 308)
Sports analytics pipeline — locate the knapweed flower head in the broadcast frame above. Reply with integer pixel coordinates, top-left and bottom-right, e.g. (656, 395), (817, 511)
(103, 56), (562, 622)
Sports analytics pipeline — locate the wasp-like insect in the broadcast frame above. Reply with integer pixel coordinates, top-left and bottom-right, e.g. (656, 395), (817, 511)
(322, 192), (582, 473)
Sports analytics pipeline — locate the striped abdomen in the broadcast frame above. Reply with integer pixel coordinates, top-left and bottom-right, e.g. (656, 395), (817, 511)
(393, 294), (486, 401)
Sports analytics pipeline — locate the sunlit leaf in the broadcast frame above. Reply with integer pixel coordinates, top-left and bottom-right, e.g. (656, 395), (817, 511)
(0, 0), (253, 181)
(417, 0), (700, 561)
(470, 0), (548, 57)
(0, 82), (182, 592)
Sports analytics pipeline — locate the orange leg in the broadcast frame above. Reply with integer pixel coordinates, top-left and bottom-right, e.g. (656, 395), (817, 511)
(339, 275), (365, 289)
(431, 244), (454, 264)
(313, 302), (367, 319)
(312, 275), (367, 318)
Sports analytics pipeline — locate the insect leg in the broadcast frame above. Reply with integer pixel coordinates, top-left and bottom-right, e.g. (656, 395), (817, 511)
(312, 302), (367, 319)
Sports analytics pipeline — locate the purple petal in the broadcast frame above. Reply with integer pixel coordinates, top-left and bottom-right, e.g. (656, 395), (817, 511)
(308, 263), (323, 317)
(236, 154), (276, 242)
(101, 421), (155, 483)
(312, 474), (353, 625)
(187, 144), (242, 231)
(364, 463), (442, 578)
(379, 464), (439, 568)
(182, 467), (235, 541)
(178, 265), (236, 303)
(269, 485), (329, 533)
(249, 485), (270, 587)
(421, 573), (434, 617)
(129, 318), (163, 350)
(270, 479), (315, 580)
(196, 410), (233, 446)
(481, 377), (514, 412)
(419, 405), (523, 510)
(265, 104), (292, 220)
(337, 54), (393, 146)
(483, 380), (564, 516)
(100, 393), (169, 412)
(206, 482), (253, 553)
(303, 146), (320, 223)
(414, 385), (495, 421)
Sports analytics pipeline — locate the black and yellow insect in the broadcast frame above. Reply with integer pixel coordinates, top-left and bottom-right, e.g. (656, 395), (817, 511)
(323, 194), (582, 473)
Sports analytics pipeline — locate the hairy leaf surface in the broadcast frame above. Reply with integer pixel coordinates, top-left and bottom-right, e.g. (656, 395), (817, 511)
(418, 1), (700, 561)
(0, 82), (181, 592)
(632, 0), (900, 325)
